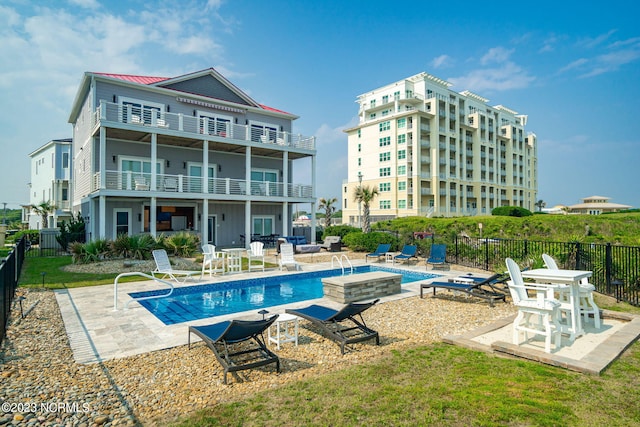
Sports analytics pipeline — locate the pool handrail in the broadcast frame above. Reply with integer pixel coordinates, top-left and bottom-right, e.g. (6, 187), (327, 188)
(113, 272), (176, 311)
(331, 254), (353, 275)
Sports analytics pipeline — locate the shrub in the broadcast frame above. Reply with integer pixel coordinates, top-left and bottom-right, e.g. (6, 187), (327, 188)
(164, 232), (200, 257)
(342, 231), (399, 252)
(129, 234), (155, 260)
(110, 234), (133, 258)
(322, 225), (360, 240)
(492, 206), (533, 217)
(56, 213), (86, 251)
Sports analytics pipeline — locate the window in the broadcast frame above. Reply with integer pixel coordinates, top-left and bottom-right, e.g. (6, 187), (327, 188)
(120, 96), (164, 124)
(120, 156), (163, 190)
(369, 113), (376, 120)
(358, 158), (361, 166)
(380, 200), (391, 209)
(379, 121), (391, 132)
(397, 118), (406, 129)
(379, 137), (391, 147)
(62, 188), (68, 201)
(370, 99), (376, 108)
(398, 181), (406, 191)
(199, 111), (232, 136)
(398, 165), (406, 175)
(397, 134), (406, 144)
(252, 216), (274, 235)
(249, 120), (277, 143)
(398, 150), (406, 160)
(394, 91), (400, 100)
(358, 129), (361, 138)
(398, 200), (406, 209)
(379, 167), (391, 177)
(379, 152), (391, 162)
(379, 183), (391, 192)
(187, 163), (216, 193)
(381, 109), (391, 116)
(113, 209), (131, 238)
(62, 152), (69, 168)
(251, 169), (278, 195)
(382, 95), (389, 104)
(358, 143), (361, 152)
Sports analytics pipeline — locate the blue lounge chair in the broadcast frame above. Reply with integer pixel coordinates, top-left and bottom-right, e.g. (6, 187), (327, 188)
(393, 245), (418, 264)
(420, 272), (508, 306)
(188, 315), (280, 384)
(426, 244), (448, 270)
(286, 299), (380, 354)
(365, 243), (391, 263)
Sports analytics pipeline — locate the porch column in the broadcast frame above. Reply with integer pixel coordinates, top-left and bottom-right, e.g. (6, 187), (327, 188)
(151, 133), (157, 191)
(150, 197), (157, 237)
(202, 199), (208, 245)
(282, 151), (289, 197)
(245, 200), (251, 249)
(202, 140), (209, 194)
(311, 153), (316, 242)
(282, 202), (288, 237)
(99, 128), (106, 190)
(245, 147), (251, 195)
(99, 195), (106, 239)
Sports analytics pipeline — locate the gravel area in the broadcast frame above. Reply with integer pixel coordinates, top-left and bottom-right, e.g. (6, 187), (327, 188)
(1, 257), (517, 426)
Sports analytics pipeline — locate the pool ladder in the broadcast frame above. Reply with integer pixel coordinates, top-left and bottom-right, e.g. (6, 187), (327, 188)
(331, 254), (353, 275)
(113, 272), (176, 310)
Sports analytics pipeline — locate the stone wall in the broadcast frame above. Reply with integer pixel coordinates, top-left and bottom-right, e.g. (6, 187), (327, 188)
(322, 272), (402, 303)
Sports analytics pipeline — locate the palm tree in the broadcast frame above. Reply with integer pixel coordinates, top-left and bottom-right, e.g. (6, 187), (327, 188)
(535, 199), (546, 212)
(318, 197), (337, 228)
(31, 200), (56, 229)
(353, 185), (378, 233)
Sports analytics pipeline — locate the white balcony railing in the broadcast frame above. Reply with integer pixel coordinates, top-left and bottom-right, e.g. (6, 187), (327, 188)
(93, 171), (313, 199)
(95, 101), (315, 151)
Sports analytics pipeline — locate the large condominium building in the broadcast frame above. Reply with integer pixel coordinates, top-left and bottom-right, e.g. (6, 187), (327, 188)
(343, 72), (537, 224)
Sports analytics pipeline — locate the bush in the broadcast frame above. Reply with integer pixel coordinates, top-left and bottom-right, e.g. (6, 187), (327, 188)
(342, 231), (399, 252)
(56, 213), (86, 251)
(164, 232), (200, 257)
(492, 206), (533, 217)
(322, 225), (361, 240)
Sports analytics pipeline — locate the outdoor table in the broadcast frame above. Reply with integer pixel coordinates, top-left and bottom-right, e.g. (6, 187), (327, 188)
(268, 313), (299, 350)
(221, 248), (244, 273)
(521, 268), (592, 342)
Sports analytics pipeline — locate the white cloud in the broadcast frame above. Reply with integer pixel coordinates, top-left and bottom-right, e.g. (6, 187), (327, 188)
(558, 58), (588, 73)
(480, 47), (513, 65)
(579, 29), (617, 49)
(430, 54), (452, 69)
(67, 0), (100, 9)
(449, 61), (535, 92)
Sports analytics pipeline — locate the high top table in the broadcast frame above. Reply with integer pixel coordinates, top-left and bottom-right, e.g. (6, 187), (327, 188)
(221, 248), (245, 273)
(521, 268), (592, 342)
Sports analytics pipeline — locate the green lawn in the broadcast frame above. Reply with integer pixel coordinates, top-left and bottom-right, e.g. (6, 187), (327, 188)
(18, 256), (138, 288)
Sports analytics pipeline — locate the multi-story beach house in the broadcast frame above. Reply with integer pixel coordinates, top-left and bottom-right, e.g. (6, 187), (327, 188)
(343, 72), (537, 224)
(67, 68), (316, 246)
(26, 138), (73, 229)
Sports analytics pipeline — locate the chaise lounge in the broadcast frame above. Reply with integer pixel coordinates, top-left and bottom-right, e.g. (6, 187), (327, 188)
(365, 243), (391, 263)
(152, 249), (200, 283)
(420, 272), (508, 306)
(188, 315), (280, 384)
(286, 299), (380, 354)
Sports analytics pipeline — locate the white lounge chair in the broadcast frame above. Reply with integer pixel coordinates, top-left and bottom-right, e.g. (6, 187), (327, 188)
(542, 253), (601, 328)
(134, 176), (149, 191)
(279, 243), (300, 271)
(247, 241), (265, 272)
(164, 177), (178, 192)
(152, 249), (200, 283)
(506, 257), (563, 353)
(201, 244), (224, 277)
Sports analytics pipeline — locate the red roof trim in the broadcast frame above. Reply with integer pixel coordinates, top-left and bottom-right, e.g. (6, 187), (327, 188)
(94, 72), (169, 85)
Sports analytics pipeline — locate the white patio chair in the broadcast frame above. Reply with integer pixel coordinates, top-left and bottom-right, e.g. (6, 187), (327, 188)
(201, 244), (224, 277)
(279, 243), (300, 271)
(542, 253), (601, 328)
(152, 249), (200, 283)
(134, 175), (149, 191)
(247, 241), (265, 272)
(164, 177), (178, 192)
(506, 258), (563, 353)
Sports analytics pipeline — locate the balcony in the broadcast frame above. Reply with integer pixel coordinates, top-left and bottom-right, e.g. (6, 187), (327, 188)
(92, 170), (313, 199)
(94, 101), (315, 151)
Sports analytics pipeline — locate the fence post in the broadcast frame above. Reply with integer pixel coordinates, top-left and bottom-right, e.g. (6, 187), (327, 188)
(484, 239), (489, 271)
(574, 242), (581, 270)
(605, 243), (612, 294)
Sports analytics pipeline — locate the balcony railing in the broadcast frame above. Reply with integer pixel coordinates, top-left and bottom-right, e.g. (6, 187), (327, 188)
(94, 101), (315, 151)
(92, 171), (313, 198)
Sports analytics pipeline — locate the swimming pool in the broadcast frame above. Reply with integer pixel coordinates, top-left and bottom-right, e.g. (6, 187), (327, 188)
(130, 266), (440, 325)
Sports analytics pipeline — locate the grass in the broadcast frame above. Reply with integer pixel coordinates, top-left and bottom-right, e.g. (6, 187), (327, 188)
(171, 342), (640, 427)
(18, 256), (141, 289)
(167, 287), (640, 426)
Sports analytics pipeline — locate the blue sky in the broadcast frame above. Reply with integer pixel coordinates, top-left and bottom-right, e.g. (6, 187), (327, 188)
(1, 0), (639, 210)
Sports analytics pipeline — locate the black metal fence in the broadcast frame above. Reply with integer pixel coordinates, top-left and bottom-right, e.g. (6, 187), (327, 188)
(1, 237), (27, 344)
(448, 236), (640, 306)
(23, 230), (67, 258)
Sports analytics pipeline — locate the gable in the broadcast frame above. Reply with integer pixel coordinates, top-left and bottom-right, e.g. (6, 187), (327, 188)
(162, 75), (251, 106)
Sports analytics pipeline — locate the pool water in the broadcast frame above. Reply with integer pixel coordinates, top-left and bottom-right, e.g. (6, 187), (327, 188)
(130, 265), (439, 325)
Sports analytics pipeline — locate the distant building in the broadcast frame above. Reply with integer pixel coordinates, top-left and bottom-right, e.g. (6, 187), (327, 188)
(343, 71), (537, 224)
(568, 196), (632, 215)
(27, 138), (73, 229)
